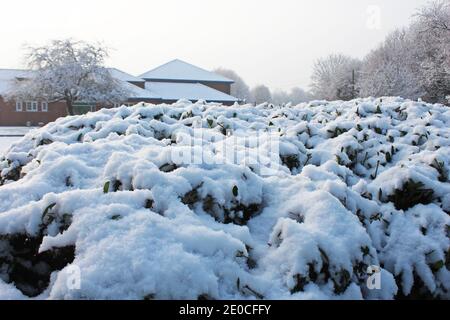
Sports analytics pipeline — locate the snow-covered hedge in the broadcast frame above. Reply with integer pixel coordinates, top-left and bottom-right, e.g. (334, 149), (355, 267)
(0, 97), (449, 300)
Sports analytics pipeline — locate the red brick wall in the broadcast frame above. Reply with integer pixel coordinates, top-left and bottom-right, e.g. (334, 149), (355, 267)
(0, 97), (68, 126)
(201, 82), (231, 95)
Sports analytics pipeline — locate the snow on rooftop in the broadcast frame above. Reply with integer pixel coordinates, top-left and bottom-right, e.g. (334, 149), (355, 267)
(108, 68), (145, 83)
(0, 69), (33, 95)
(121, 81), (160, 100)
(145, 81), (238, 102)
(140, 59), (234, 83)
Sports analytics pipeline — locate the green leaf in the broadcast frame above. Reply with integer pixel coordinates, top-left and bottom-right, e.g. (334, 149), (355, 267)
(207, 119), (214, 128)
(430, 260), (444, 272)
(145, 199), (154, 209)
(361, 246), (370, 256)
(43, 203), (57, 216)
(232, 185), (239, 197)
(103, 181), (110, 194)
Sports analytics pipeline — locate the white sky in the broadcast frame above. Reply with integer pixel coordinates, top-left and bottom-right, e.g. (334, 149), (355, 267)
(0, 0), (429, 91)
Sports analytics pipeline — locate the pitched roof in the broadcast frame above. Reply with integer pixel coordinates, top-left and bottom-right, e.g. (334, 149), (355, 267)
(139, 59), (234, 83)
(0, 69), (33, 95)
(145, 81), (238, 102)
(108, 68), (145, 83)
(120, 81), (160, 100)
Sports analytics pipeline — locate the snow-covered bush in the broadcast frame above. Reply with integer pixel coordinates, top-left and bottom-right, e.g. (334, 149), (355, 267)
(0, 97), (448, 300)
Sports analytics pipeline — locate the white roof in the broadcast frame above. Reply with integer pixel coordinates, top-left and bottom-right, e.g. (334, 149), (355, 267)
(140, 59), (234, 83)
(108, 68), (145, 83)
(120, 81), (160, 100)
(145, 81), (238, 102)
(0, 69), (33, 95)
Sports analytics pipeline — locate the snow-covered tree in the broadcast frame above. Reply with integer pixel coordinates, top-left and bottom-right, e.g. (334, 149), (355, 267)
(415, 0), (450, 33)
(272, 87), (312, 105)
(359, 1), (449, 103)
(359, 29), (423, 99)
(6, 39), (129, 115)
(250, 85), (272, 104)
(310, 54), (362, 101)
(271, 90), (290, 105)
(214, 68), (251, 103)
(411, 0), (450, 103)
(289, 87), (313, 104)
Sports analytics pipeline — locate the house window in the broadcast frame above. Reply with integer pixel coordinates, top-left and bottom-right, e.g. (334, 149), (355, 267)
(16, 101), (23, 112)
(41, 102), (48, 112)
(26, 101), (38, 112)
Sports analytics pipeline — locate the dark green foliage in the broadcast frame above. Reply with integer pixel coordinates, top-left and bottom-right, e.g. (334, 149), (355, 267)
(0, 202), (75, 297)
(430, 159), (447, 182)
(327, 127), (348, 138)
(280, 154), (300, 171)
(145, 199), (154, 209)
(113, 179), (122, 192)
(361, 246), (370, 257)
(430, 260), (444, 272)
(374, 127), (382, 135)
(387, 180), (434, 211)
(159, 163), (178, 173)
(103, 181), (110, 193)
(375, 105), (382, 114)
(386, 152), (392, 163)
(370, 160), (380, 179)
(0, 165), (22, 185)
(232, 185), (239, 197)
(181, 188), (200, 206)
(37, 138), (53, 146)
(291, 274), (308, 294)
(143, 293), (155, 300)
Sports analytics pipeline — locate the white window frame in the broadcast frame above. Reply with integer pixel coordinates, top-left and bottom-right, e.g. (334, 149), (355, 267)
(26, 101), (38, 112)
(41, 101), (48, 112)
(15, 101), (23, 112)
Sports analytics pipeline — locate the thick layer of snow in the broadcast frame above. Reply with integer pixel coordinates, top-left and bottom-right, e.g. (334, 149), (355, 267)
(145, 82), (239, 103)
(0, 97), (448, 300)
(107, 68), (145, 84)
(140, 59), (234, 83)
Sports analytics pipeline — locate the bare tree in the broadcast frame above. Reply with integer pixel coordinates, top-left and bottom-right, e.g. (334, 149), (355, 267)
(272, 87), (312, 105)
(359, 29), (423, 99)
(415, 0), (450, 34)
(214, 68), (251, 102)
(6, 39), (129, 115)
(250, 85), (272, 104)
(412, 0), (450, 103)
(310, 54), (362, 101)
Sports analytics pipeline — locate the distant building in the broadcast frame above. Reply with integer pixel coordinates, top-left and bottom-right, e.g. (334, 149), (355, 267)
(0, 59), (238, 126)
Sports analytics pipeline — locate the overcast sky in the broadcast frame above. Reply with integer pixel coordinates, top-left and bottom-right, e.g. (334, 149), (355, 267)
(0, 0), (429, 91)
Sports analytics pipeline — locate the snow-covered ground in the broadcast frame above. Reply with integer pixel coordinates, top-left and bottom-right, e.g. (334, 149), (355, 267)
(0, 97), (448, 300)
(0, 126), (35, 136)
(0, 137), (20, 154)
(0, 127), (35, 155)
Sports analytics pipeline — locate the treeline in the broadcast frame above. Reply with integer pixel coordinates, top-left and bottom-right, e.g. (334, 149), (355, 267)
(217, 0), (450, 105)
(311, 0), (450, 104)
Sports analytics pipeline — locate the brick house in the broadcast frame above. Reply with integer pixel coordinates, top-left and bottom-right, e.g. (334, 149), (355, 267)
(0, 59), (238, 126)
